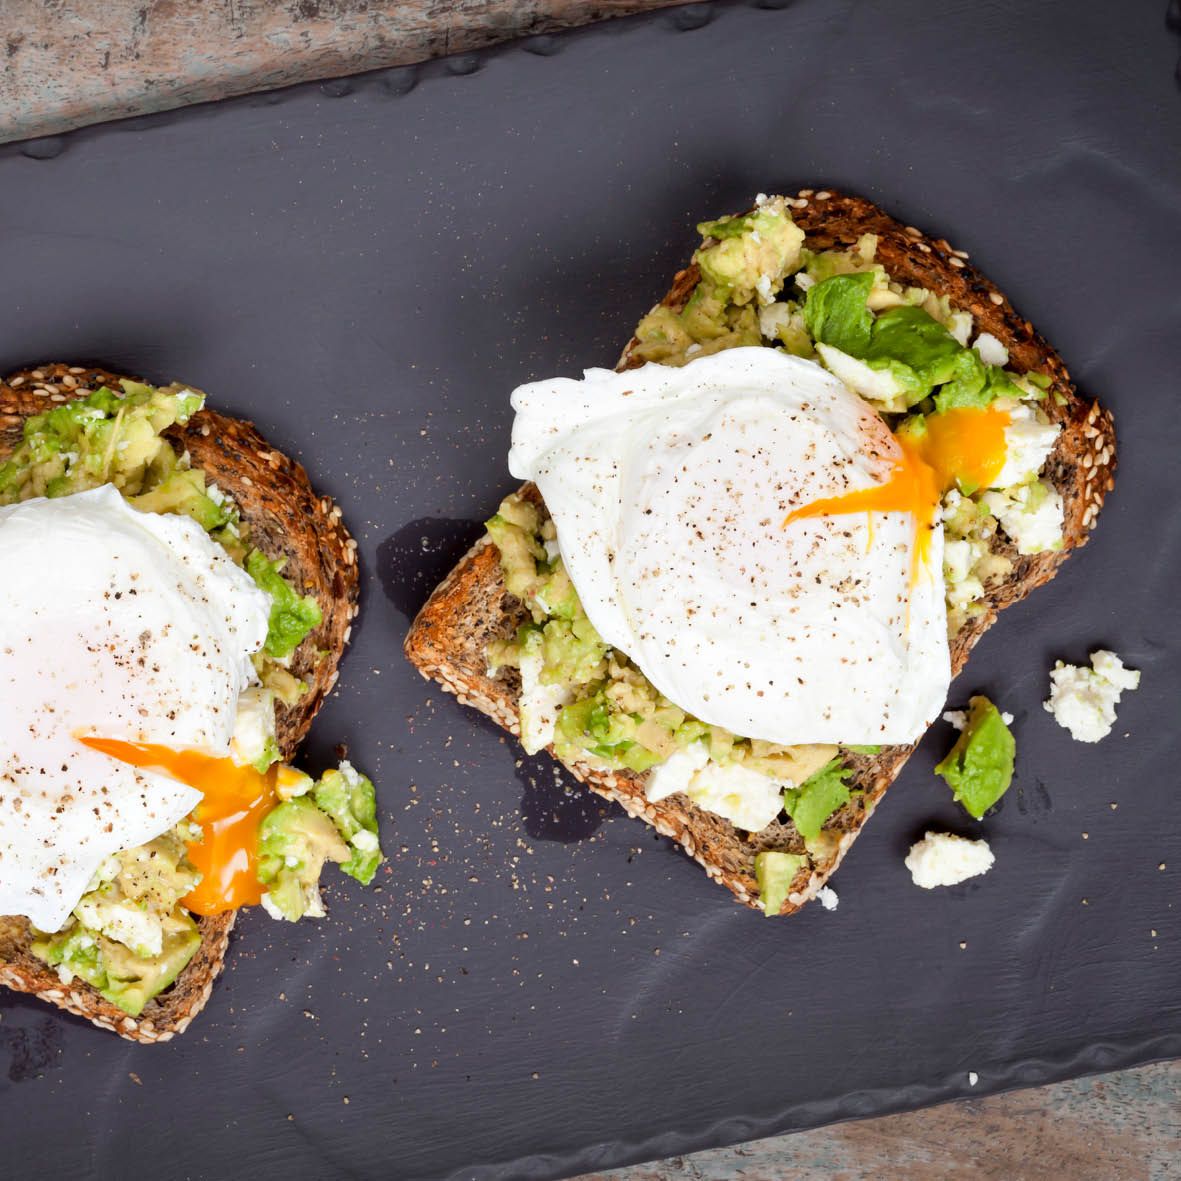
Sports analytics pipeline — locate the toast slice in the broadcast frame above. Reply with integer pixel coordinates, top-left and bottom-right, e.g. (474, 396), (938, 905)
(405, 190), (1116, 914)
(0, 362), (360, 1041)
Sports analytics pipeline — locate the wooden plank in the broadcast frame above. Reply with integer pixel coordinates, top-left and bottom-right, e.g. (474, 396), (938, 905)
(577, 1060), (1181, 1180)
(0, 0), (693, 144)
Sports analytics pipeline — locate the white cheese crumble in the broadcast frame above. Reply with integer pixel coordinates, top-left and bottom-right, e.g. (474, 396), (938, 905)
(972, 331), (1009, 367)
(968, 1071), (979, 1087)
(993, 403), (1060, 489)
(755, 274), (774, 305)
(905, 831), (995, 889)
(646, 742), (786, 833)
(230, 686), (277, 768)
(817, 886), (839, 911)
(1044, 650), (1140, 742)
(981, 479), (1064, 555)
(517, 632), (572, 755)
(943, 708), (1012, 731)
(947, 311), (974, 347)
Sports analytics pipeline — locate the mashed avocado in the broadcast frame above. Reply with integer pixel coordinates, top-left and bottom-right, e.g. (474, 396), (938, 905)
(257, 762), (384, 920)
(934, 696), (1016, 820)
(31, 828), (203, 1016)
(630, 195), (803, 367)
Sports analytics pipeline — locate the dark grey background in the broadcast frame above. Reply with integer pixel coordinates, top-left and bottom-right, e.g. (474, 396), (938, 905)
(1, 1), (1179, 1178)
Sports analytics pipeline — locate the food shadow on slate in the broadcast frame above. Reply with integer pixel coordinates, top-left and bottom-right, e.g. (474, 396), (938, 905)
(378, 517), (615, 843)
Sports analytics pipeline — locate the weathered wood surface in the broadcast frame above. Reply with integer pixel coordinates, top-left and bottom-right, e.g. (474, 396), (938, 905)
(3, 2), (1176, 1179)
(578, 1060), (1181, 1179)
(0, 0), (692, 144)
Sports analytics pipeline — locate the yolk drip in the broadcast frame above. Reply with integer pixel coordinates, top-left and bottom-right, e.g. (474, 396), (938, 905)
(78, 736), (277, 915)
(910, 404), (1011, 494)
(782, 404), (1011, 587)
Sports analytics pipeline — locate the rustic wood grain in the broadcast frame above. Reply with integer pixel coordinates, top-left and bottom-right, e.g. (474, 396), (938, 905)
(2, 1), (1173, 1177)
(0, 0), (693, 144)
(576, 1060), (1181, 1180)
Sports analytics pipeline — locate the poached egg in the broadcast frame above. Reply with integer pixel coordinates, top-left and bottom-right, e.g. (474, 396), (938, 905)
(508, 348), (952, 747)
(0, 485), (270, 931)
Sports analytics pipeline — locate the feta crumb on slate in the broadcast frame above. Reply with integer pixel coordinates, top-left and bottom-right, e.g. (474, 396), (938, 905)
(817, 886), (839, 911)
(905, 831), (995, 889)
(1044, 650), (1140, 742)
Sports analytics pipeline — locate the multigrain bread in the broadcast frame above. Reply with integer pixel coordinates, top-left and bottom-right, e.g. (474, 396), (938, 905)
(405, 189), (1117, 915)
(0, 362), (360, 1041)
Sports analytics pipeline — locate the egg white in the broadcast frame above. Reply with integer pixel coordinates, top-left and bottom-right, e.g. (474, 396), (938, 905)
(509, 348), (951, 747)
(0, 486), (270, 931)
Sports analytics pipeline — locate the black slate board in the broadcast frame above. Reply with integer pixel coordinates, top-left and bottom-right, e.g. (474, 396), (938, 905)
(1, 1), (1179, 1178)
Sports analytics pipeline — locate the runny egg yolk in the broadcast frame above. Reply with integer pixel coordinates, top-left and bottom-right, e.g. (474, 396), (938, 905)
(78, 736), (278, 915)
(783, 404), (1011, 586)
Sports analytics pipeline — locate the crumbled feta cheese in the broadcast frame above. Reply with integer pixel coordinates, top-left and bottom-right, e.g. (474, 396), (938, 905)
(945, 707), (1010, 730)
(754, 192), (770, 207)
(972, 331), (1009, 367)
(905, 831), (995, 889)
(543, 537), (561, 563)
(981, 479), (1064, 555)
(646, 742), (710, 801)
(795, 272), (815, 292)
(685, 343), (703, 357)
(1044, 650), (1140, 742)
(74, 896), (164, 957)
(947, 311), (974, 347)
(351, 829), (380, 853)
(817, 886), (839, 911)
(648, 743), (785, 832)
(755, 274), (774, 305)
(968, 1071), (979, 1087)
(758, 302), (793, 341)
(993, 403), (1060, 488)
(518, 633), (572, 755)
(230, 686), (278, 769)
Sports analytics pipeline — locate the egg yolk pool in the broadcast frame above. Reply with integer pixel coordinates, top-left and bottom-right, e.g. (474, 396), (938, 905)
(78, 736), (280, 915)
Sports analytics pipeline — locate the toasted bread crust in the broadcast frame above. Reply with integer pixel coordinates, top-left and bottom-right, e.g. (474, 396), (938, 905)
(0, 362), (360, 1040)
(405, 189), (1117, 914)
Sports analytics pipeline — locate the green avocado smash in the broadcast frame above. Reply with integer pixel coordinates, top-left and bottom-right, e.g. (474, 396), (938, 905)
(31, 831), (203, 1017)
(630, 196), (805, 366)
(245, 550), (323, 661)
(803, 272), (1020, 413)
(935, 696), (1016, 819)
(782, 759), (853, 844)
(257, 762), (384, 921)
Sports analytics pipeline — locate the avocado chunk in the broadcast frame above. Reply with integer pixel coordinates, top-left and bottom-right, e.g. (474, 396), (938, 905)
(754, 851), (807, 917)
(313, 762), (384, 885)
(935, 696), (1016, 819)
(694, 198), (805, 304)
(129, 467), (232, 531)
(782, 758), (853, 844)
(245, 549), (323, 660)
(256, 796), (351, 921)
(97, 910), (202, 1016)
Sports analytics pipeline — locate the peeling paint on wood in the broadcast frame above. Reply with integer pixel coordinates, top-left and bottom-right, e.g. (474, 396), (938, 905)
(0, 0), (694, 144)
